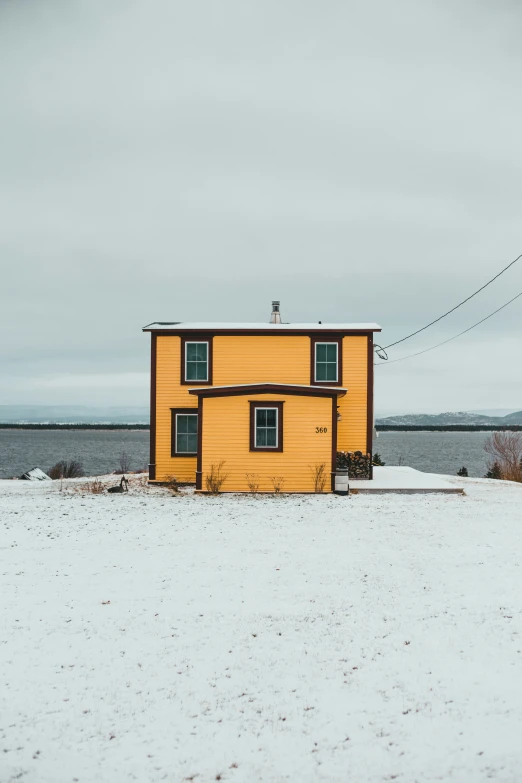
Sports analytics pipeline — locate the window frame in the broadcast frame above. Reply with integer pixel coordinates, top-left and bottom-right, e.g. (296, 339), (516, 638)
(180, 335), (213, 385)
(171, 408), (199, 457)
(310, 336), (343, 386)
(249, 401), (284, 452)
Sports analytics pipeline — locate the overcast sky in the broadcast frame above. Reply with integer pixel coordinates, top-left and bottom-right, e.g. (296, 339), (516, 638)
(0, 0), (521, 414)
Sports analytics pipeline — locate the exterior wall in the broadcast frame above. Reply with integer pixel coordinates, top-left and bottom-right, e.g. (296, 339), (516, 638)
(200, 393), (333, 492)
(155, 335), (196, 482)
(213, 335), (310, 385)
(153, 333), (371, 482)
(338, 335), (369, 453)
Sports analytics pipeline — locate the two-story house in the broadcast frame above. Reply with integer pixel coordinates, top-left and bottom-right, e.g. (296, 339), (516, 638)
(143, 303), (381, 492)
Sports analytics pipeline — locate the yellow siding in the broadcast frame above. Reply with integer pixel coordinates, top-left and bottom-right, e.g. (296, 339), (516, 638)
(337, 336), (368, 453)
(213, 336), (310, 385)
(154, 333), (371, 482)
(201, 393), (333, 493)
(155, 335), (196, 482)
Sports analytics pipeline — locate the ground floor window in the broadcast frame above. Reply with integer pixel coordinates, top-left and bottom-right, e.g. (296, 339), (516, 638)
(171, 409), (198, 456)
(249, 401), (284, 452)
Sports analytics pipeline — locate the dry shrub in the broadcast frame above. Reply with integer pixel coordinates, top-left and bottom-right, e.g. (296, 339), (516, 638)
(87, 477), (105, 494)
(310, 462), (327, 493)
(269, 475), (285, 494)
(48, 459), (84, 479)
(205, 461), (229, 494)
(164, 474), (179, 494)
(484, 432), (522, 483)
(116, 450), (132, 474)
(245, 473), (260, 494)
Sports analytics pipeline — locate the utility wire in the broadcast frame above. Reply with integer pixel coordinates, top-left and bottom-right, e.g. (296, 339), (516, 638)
(375, 290), (522, 366)
(381, 252), (522, 350)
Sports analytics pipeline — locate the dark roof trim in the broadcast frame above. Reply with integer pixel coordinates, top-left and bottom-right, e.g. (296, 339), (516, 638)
(188, 384), (347, 399)
(143, 328), (380, 336)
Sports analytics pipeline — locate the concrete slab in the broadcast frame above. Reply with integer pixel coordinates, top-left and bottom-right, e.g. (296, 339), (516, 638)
(352, 466), (464, 494)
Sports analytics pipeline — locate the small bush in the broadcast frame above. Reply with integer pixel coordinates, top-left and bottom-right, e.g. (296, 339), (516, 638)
(164, 474), (179, 494)
(117, 450), (132, 474)
(372, 452), (386, 466)
(457, 466), (468, 477)
(205, 461), (229, 494)
(269, 475), (285, 494)
(87, 478), (105, 494)
(485, 461), (503, 480)
(310, 463), (327, 493)
(245, 473), (260, 494)
(48, 459), (84, 479)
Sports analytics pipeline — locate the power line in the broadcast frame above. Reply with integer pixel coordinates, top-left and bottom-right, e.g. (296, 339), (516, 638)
(375, 290), (522, 366)
(381, 252), (522, 351)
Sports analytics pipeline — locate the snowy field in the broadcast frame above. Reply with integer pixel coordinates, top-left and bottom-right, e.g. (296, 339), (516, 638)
(1, 475), (522, 783)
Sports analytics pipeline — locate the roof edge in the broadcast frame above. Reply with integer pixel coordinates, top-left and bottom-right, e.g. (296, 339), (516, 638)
(187, 383), (347, 398)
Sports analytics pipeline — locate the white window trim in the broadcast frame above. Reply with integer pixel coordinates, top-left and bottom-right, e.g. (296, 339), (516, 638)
(175, 413), (198, 454)
(314, 342), (338, 383)
(255, 407), (279, 449)
(185, 341), (209, 382)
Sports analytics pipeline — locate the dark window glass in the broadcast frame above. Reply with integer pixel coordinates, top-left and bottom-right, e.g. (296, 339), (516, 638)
(176, 414), (198, 453)
(315, 342), (338, 382)
(255, 408), (278, 448)
(186, 342), (208, 381)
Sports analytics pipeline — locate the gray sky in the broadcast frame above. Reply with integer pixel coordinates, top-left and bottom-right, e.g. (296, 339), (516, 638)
(1, 0), (521, 414)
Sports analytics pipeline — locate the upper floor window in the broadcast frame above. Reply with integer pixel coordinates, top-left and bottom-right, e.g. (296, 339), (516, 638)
(315, 342), (338, 382)
(185, 341), (208, 381)
(181, 336), (213, 385)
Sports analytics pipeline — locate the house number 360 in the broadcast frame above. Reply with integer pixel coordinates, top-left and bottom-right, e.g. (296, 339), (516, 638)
(316, 427), (328, 433)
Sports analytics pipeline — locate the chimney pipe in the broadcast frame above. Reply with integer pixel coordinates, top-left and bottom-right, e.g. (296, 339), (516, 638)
(270, 300), (281, 324)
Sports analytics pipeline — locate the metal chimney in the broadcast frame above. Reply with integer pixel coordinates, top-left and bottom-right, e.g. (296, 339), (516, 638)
(270, 300), (281, 324)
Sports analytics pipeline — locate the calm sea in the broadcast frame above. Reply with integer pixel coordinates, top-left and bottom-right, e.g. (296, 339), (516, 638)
(0, 428), (493, 479)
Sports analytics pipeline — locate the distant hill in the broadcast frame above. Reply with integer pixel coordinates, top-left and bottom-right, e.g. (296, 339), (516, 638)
(376, 410), (522, 426)
(0, 405), (149, 424)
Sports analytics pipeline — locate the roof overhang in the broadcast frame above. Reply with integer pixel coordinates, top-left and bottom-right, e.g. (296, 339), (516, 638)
(142, 322), (381, 334)
(188, 383), (347, 398)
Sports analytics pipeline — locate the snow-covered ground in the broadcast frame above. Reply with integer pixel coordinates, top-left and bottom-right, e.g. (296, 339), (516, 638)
(1, 475), (522, 783)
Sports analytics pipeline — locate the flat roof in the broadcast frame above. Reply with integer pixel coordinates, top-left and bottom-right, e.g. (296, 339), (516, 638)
(143, 322), (381, 332)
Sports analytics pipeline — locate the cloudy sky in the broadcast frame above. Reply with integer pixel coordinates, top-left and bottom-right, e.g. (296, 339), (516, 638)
(1, 0), (520, 414)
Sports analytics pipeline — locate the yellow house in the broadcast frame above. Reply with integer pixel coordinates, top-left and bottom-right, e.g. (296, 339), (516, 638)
(143, 303), (381, 493)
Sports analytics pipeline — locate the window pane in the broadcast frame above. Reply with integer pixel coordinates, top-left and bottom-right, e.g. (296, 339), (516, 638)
(325, 364), (337, 381)
(326, 344), (337, 362)
(195, 362), (208, 380)
(265, 428), (276, 447)
(256, 428), (267, 446)
(316, 363), (327, 381)
(316, 344), (327, 362)
(195, 343), (207, 361)
(187, 433), (197, 453)
(177, 433), (188, 452)
(186, 415), (198, 433)
(256, 409), (267, 427)
(186, 343), (199, 361)
(185, 362), (198, 380)
(265, 409), (276, 427)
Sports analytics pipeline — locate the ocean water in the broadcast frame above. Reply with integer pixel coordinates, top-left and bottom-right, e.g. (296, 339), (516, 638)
(0, 429), (150, 479)
(0, 428), (493, 479)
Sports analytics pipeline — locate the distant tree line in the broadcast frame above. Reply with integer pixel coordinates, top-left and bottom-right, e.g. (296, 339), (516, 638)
(376, 425), (522, 432)
(0, 423), (150, 430)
